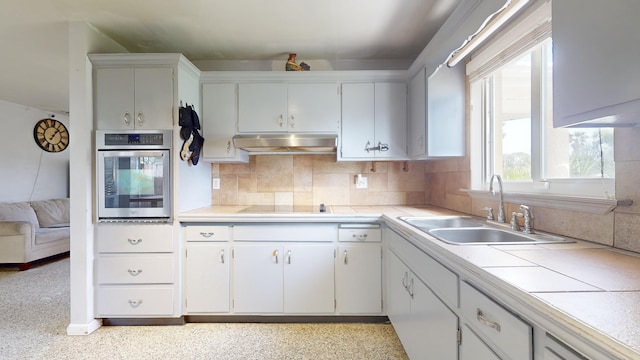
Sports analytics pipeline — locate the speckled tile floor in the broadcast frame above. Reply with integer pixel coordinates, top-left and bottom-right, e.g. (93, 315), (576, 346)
(0, 257), (408, 360)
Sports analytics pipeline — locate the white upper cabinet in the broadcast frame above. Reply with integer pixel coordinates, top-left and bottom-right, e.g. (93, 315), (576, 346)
(427, 64), (465, 157)
(553, 0), (640, 127)
(95, 67), (174, 130)
(201, 83), (249, 163)
(408, 65), (465, 159)
(408, 68), (427, 158)
(237, 83), (340, 133)
(340, 82), (407, 160)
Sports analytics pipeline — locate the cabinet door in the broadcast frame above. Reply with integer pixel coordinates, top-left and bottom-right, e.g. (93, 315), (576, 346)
(374, 82), (407, 159)
(288, 83), (340, 133)
(335, 245), (382, 314)
(238, 83), (288, 132)
(340, 83), (375, 159)
(386, 250), (412, 345)
(427, 64), (465, 157)
(95, 67), (173, 130)
(133, 67), (174, 130)
(283, 244), (335, 313)
(408, 68), (427, 159)
(232, 245), (283, 313)
(201, 83), (248, 162)
(95, 68), (135, 130)
(185, 243), (230, 313)
(460, 324), (501, 360)
(553, 0), (640, 127)
(405, 275), (459, 360)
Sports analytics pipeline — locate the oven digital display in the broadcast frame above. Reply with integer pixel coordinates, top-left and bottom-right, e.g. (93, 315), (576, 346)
(103, 133), (164, 146)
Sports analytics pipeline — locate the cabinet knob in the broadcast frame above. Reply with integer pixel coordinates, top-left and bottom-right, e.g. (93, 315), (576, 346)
(343, 250), (348, 265)
(290, 115), (295, 128)
(123, 112), (131, 126)
(279, 115), (284, 128)
(220, 249), (225, 264)
(273, 249), (279, 264)
(137, 112), (144, 126)
(287, 250), (292, 264)
(226, 141), (231, 153)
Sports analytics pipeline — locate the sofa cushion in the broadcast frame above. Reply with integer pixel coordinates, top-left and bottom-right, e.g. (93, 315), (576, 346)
(30, 198), (70, 228)
(35, 227), (70, 245)
(0, 202), (40, 229)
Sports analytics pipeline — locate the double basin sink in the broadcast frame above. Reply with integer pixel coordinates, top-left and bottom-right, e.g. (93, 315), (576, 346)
(399, 216), (575, 245)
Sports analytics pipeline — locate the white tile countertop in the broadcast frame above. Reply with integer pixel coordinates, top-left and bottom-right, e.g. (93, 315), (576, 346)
(179, 205), (640, 359)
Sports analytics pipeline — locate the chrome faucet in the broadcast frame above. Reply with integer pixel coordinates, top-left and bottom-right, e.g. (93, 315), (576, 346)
(489, 174), (505, 223)
(519, 205), (534, 234)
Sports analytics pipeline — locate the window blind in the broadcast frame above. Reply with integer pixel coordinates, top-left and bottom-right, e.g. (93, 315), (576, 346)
(467, 1), (551, 82)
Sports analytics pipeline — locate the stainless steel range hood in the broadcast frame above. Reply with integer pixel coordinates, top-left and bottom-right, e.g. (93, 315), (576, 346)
(233, 134), (338, 154)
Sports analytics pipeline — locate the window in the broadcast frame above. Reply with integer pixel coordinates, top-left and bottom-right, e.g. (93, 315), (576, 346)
(468, 4), (614, 198)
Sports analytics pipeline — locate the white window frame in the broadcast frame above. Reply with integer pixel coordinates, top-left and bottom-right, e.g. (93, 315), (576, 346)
(466, 0), (616, 213)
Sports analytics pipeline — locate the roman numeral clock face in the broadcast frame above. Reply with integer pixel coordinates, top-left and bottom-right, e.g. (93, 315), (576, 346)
(33, 118), (69, 153)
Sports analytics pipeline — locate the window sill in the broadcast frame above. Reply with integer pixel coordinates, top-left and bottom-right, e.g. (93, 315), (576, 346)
(462, 189), (620, 215)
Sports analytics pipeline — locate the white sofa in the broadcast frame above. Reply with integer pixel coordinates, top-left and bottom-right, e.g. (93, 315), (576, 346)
(0, 198), (70, 270)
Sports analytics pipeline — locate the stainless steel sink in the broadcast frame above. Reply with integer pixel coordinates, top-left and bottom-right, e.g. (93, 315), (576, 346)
(430, 227), (575, 245)
(399, 216), (483, 232)
(398, 216), (574, 245)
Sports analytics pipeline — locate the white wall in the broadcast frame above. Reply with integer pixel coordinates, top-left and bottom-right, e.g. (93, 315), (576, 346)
(0, 99), (69, 202)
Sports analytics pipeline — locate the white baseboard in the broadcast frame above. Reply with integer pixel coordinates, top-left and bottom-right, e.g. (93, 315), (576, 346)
(66, 319), (102, 336)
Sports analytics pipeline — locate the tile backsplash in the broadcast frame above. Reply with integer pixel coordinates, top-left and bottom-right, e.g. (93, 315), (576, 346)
(211, 155), (428, 208)
(209, 129), (640, 254)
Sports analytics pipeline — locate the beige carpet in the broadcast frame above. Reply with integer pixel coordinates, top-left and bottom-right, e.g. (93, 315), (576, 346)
(0, 257), (408, 360)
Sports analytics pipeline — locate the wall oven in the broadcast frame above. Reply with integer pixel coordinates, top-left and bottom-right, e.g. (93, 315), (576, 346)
(96, 130), (172, 221)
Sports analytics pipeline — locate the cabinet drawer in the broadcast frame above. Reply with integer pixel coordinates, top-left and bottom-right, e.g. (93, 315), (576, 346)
(96, 224), (173, 253)
(185, 226), (230, 241)
(96, 286), (174, 317)
(460, 281), (532, 360)
(338, 224), (381, 242)
(97, 255), (174, 284)
(387, 229), (458, 308)
(233, 224), (337, 242)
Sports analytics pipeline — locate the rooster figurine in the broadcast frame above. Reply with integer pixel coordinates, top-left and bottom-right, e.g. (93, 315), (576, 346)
(285, 53), (310, 71)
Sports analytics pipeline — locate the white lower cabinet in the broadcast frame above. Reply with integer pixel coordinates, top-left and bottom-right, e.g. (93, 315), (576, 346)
(184, 243), (230, 313)
(335, 224), (382, 314)
(183, 225), (231, 314)
(387, 249), (459, 360)
(335, 244), (382, 314)
(95, 223), (178, 318)
(232, 244), (335, 314)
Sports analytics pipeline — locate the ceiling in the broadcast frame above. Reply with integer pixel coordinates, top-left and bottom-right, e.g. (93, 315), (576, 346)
(0, 0), (460, 114)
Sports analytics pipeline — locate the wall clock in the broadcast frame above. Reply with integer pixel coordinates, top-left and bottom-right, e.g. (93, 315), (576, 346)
(33, 118), (69, 152)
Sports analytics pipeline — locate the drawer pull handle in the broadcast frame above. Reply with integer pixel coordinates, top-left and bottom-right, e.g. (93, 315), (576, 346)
(287, 250), (292, 264)
(477, 309), (501, 332)
(128, 299), (143, 307)
(127, 269), (142, 276)
(127, 238), (142, 245)
(408, 278), (414, 298)
(343, 250), (348, 265)
(273, 249), (279, 264)
(402, 271), (409, 290)
(200, 232), (215, 238)
(220, 249), (225, 264)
